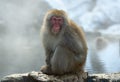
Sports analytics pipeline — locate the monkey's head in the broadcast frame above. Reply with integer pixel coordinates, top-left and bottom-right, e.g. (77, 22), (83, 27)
(44, 9), (69, 35)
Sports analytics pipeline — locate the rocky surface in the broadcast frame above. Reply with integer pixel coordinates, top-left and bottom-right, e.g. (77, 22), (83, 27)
(1, 71), (87, 82)
(1, 71), (120, 82)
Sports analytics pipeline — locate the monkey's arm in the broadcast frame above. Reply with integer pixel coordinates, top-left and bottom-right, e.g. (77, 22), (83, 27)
(61, 32), (83, 54)
(61, 32), (87, 63)
(44, 47), (53, 65)
(40, 47), (53, 74)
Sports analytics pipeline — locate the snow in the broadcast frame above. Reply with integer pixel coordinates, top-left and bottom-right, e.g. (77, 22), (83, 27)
(100, 25), (120, 37)
(45, 0), (120, 34)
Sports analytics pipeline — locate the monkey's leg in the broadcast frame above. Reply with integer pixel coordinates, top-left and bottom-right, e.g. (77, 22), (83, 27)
(51, 46), (76, 75)
(40, 48), (53, 75)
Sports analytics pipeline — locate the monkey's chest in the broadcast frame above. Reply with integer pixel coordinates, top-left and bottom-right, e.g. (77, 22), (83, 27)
(45, 36), (60, 51)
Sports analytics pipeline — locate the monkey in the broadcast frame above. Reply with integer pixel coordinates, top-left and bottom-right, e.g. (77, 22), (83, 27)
(95, 37), (108, 51)
(40, 9), (88, 75)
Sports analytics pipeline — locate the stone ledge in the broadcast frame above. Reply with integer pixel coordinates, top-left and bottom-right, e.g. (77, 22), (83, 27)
(1, 71), (120, 82)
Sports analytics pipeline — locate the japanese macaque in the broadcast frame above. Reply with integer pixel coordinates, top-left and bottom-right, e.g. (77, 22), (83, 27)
(95, 37), (108, 51)
(40, 9), (88, 75)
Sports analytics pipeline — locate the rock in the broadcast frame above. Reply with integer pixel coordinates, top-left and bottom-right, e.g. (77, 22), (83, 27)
(89, 73), (120, 82)
(1, 71), (120, 82)
(1, 71), (88, 82)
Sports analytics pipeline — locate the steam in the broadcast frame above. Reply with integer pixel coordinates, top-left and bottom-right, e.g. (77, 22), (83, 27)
(0, 0), (45, 78)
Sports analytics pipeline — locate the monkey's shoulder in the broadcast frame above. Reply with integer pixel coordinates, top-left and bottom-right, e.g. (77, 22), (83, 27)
(69, 20), (86, 40)
(69, 20), (84, 34)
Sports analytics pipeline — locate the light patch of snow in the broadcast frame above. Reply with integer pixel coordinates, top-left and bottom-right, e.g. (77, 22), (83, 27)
(45, 0), (120, 34)
(99, 25), (120, 38)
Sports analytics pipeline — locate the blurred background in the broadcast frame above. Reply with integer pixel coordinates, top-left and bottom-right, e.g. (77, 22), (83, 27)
(0, 0), (120, 79)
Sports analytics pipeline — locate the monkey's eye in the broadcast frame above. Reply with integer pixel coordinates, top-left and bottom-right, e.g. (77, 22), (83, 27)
(51, 17), (57, 21)
(58, 18), (62, 21)
(53, 18), (56, 21)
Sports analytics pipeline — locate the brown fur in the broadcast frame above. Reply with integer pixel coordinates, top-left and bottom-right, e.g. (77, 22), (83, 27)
(40, 9), (88, 75)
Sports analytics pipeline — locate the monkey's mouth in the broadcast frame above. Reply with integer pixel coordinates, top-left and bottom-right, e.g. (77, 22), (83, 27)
(52, 25), (61, 34)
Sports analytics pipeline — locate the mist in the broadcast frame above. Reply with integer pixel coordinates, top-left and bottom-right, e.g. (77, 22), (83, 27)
(0, 0), (51, 78)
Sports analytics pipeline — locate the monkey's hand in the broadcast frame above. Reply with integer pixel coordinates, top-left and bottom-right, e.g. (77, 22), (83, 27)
(75, 53), (86, 64)
(40, 65), (52, 75)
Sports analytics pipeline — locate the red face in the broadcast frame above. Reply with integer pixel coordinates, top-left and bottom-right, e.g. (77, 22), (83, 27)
(50, 16), (63, 34)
